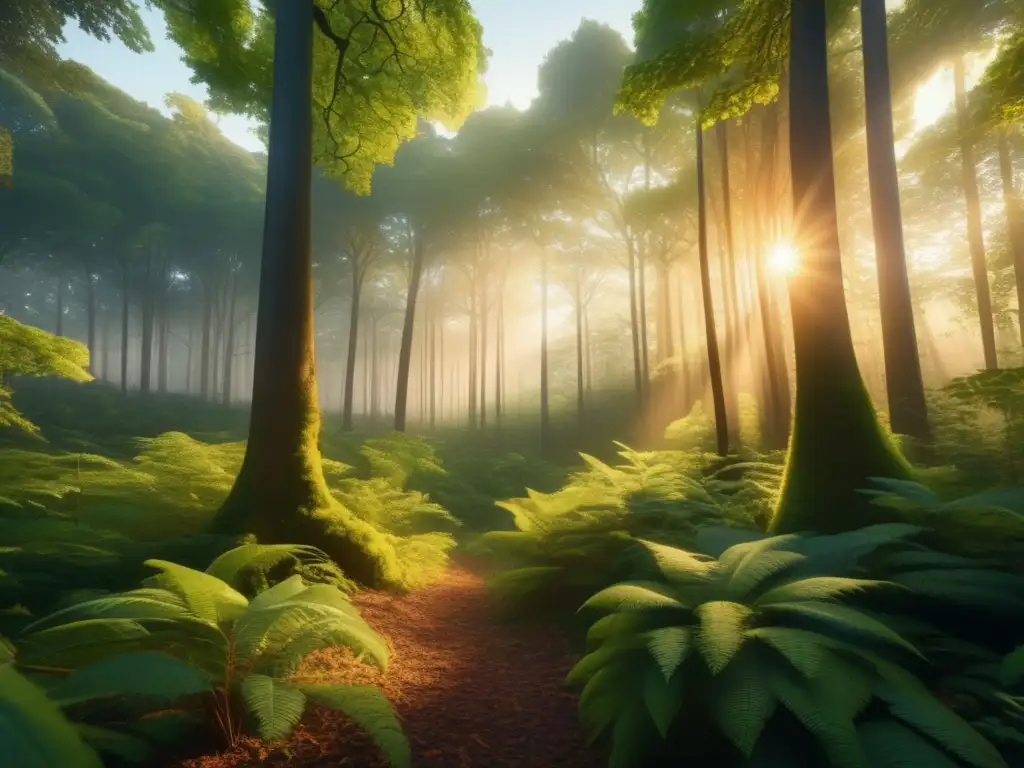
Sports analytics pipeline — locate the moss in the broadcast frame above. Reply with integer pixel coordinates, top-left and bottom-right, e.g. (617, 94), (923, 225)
(770, 372), (912, 535)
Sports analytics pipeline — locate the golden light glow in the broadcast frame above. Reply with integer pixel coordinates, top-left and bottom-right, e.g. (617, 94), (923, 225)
(767, 243), (798, 275)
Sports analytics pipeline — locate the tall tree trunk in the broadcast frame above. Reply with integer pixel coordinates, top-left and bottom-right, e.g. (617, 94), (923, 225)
(575, 268), (585, 436)
(637, 228), (651, 394)
(676, 268), (691, 410)
(371, 317), (379, 418)
(185, 318), (194, 394)
(997, 132), (1024, 349)
(861, 0), (929, 438)
(341, 267), (362, 431)
(656, 264), (673, 362)
(101, 307), (110, 381)
(120, 261), (129, 393)
(394, 236), (426, 432)
(467, 270), (478, 427)
(627, 234), (643, 409)
(494, 287), (503, 422)
(157, 297), (169, 394)
(716, 120), (742, 445)
(954, 56), (998, 370)
(479, 268), (488, 428)
(55, 274), (64, 337)
(216, 0), (394, 588)
(697, 122), (729, 457)
(771, 0), (910, 535)
(429, 307), (437, 427)
(540, 247), (550, 454)
(200, 283), (213, 398)
(139, 249), (154, 394)
(84, 266), (96, 373)
(222, 269), (237, 406)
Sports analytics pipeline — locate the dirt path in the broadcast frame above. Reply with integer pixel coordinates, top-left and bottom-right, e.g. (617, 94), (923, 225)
(180, 564), (603, 768)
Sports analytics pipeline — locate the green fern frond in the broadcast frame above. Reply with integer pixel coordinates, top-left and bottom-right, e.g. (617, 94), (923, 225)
(641, 664), (684, 738)
(711, 650), (778, 756)
(694, 601), (751, 674)
(762, 601), (922, 658)
(857, 719), (961, 768)
(745, 626), (829, 679)
(755, 577), (892, 606)
(638, 540), (715, 584)
(240, 674), (306, 742)
(644, 626), (692, 680)
(582, 582), (688, 613)
(205, 544), (331, 589)
(1000, 645), (1024, 687)
(301, 685), (410, 768)
(49, 651), (211, 706)
(16, 617), (153, 668)
(142, 560), (248, 626)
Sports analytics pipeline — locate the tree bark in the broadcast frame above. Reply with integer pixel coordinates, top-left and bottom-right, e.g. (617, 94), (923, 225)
(771, 0), (910, 535)
(394, 234), (426, 431)
(120, 260), (129, 393)
(479, 265), (488, 428)
(716, 120), (742, 445)
(575, 268), (585, 436)
(222, 268), (237, 406)
(540, 247), (550, 454)
(953, 56), (998, 370)
(997, 132), (1024, 349)
(200, 277), (213, 398)
(100, 307), (110, 382)
(157, 295), (169, 394)
(861, 0), (929, 438)
(139, 249), (155, 394)
(697, 122), (730, 457)
(216, 0), (397, 588)
(84, 266), (96, 373)
(627, 234), (643, 409)
(341, 265), (362, 431)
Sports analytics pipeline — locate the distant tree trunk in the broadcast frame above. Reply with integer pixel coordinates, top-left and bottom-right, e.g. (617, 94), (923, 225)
(157, 298), (169, 394)
(120, 260), (129, 393)
(697, 122), (729, 457)
(139, 249), (155, 394)
(439, 311), (446, 421)
(84, 267), (96, 373)
(997, 132), (1024, 349)
(861, 0), (929, 439)
(716, 120), (741, 445)
(341, 265), (362, 431)
(216, 0), (395, 589)
(363, 319), (372, 417)
(222, 269), (238, 406)
(954, 56), (998, 370)
(101, 308), (110, 381)
(185, 318), (194, 394)
(55, 274), (64, 337)
(429, 307), (437, 427)
(395, 235), (426, 432)
(637, 230), (651, 394)
(467, 269), (478, 427)
(371, 317), (380, 418)
(479, 267), (489, 428)
(575, 268), (585, 435)
(584, 305), (593, 394)
(771, 0), (910, 535)
(675, 268), (690, 408)
(627, 234), (643, 409)
(494, 286), (503, 422)
(656, 263), (673, 362)
(540, 247), (550, 453)
(199, 275), (213, 398)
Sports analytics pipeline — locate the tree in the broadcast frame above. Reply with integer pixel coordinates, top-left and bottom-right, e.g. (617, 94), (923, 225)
(161, 0), (485, 585)
(860, 0), (929, 438)
(772, 0), (910, 533)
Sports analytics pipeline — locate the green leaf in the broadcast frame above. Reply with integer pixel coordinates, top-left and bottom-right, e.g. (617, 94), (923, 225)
(694, 601), (751, 674)
(712, 651), (778, 757)
(1000, 645), (1024, 686)
(763, 601), (922, 658)
(755, 577), (890, 606)
(745, 626), (828, 678)
(143, 560), (248, 626)
(205, 544), (328, 588)
(858, 720), (962, 768)
(247, 575), (309, 611)
(240, 674), (307, 742)
(302, 685), (410, 768)
(642, 664), (684, 737)
(0, 663), (103, 768)
(16, 618), (153, 668)
(76, 725), (153, 764)
(50, 651), (212, 706)
(638, 540), (715, 584)
(582, 582), (687, 613)
(645, 626), (692, 680)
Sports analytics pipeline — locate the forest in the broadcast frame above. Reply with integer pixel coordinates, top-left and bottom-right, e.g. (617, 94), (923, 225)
(1, 0), (1024, 766)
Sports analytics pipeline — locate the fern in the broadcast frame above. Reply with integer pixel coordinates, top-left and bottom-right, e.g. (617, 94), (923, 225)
(569, 534), (1008, 767)
(14, 544), (409, 765)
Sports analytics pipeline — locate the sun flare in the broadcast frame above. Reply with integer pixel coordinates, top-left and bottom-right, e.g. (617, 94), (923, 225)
(767, 243), (798, 275)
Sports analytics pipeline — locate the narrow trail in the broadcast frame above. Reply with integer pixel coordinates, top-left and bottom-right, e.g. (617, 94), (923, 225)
(181, 563), (603, 768)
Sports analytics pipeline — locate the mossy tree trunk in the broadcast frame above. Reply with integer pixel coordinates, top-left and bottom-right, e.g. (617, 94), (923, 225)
(770, 0), (910, 535)
(394, 233), (425, 432)
(216, 0), (398, 589)
(715, 120), (742, 447)
(997, 132), (1024, 349)
(861, 0), (929, 439)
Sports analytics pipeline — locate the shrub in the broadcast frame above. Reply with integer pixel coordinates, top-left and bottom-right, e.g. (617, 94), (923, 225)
(569, 531), (1010, 767)
(14, 544), (410, 767)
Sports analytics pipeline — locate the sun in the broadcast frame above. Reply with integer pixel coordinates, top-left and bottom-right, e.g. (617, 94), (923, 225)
(767, 243), (798, 275)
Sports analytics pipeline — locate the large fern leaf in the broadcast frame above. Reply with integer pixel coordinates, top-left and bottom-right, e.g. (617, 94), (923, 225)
(711, 650), (778, 756)
(858, 719), (962, 768)
(694, 601), (751, 674)
(205, 544), (331, 589)
(240, 674), (306, 741)
(142, 560), (248, 626)
(49, 651), (212, 706)
(301, 684), (410, 768)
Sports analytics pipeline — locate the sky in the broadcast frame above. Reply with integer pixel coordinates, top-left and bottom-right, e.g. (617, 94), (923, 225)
(56, 0), (641, 153)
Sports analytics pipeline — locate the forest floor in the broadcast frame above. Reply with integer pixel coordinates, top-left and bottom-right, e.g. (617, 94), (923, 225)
(173, 557), (602, 768)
